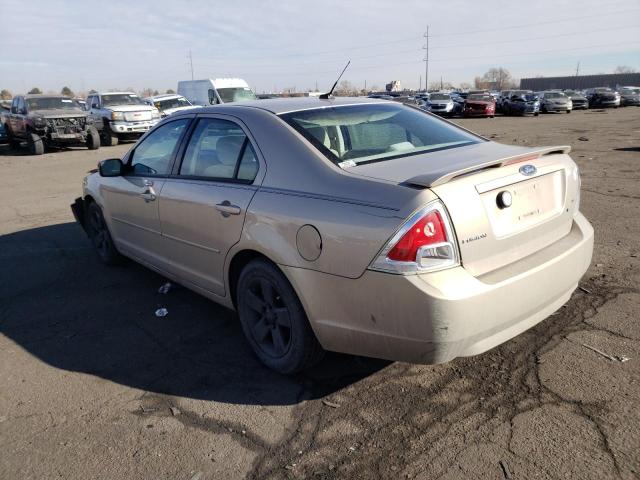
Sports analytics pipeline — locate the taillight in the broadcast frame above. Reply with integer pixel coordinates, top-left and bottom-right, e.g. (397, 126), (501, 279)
(369, 201), (460, 274)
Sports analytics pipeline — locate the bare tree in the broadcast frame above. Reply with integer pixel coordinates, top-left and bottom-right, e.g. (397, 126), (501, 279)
(479, 68), (516, 91)
(458, 82), (472, 90)
(0, 89), (12, 100)
(334, 80), (358, 96)
(614, 65), (637, 74)
(140, 88), (155, 98)
(166, 89), (175, 94)
(61, 86), (74, 97)
(28, 87), (42, 94)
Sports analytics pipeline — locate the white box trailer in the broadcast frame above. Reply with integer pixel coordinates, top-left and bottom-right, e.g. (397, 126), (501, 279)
(177, 78), (256, 106)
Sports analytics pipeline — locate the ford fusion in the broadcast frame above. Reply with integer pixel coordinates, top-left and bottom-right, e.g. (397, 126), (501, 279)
(71, 98), (593, 373)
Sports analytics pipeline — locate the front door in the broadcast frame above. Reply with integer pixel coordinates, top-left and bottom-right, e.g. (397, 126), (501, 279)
(101, 117), (191, 268)
(158, 116), (262, 296)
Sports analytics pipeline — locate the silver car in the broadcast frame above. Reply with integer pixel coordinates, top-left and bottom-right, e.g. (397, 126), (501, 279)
(539, 91), (573, 113)
(71, 98), (593, 373)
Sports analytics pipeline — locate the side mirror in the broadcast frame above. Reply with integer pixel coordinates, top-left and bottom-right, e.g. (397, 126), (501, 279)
(99, 158), (124, 177)
(91, 102), (100, 109)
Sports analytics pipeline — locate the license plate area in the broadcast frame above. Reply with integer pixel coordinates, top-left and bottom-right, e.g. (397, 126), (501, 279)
(480, 171), (565, 238)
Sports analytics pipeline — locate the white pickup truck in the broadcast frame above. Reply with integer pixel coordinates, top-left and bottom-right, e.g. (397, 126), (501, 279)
(86, 92), (160, 146)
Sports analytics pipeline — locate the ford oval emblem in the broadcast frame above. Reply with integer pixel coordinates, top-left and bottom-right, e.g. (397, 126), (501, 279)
(519, 164), (537, 176)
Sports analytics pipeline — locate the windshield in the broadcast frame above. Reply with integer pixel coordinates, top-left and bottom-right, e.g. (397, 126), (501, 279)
(594, 88), (613, 93)
(545, 92), (565, 98)
(26, 97), (82, 111)
(217, 87), (256, 103)
(102, 94), (146, 106)
(156, 97), (192, 111)
(429, 94), (450, 101)
(280, 103), (481, 166)
(621, 88), (640, 94)
(468, 94), (493, 101)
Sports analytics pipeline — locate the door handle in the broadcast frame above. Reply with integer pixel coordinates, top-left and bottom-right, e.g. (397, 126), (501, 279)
(140, 188), (156, 202)
(215, 201), (241, 217)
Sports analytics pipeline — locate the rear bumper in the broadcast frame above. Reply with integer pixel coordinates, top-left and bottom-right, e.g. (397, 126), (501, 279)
(285, 212), (593, 364)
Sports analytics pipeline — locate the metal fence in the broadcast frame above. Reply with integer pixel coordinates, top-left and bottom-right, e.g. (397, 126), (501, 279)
(520, 73), (640, 90)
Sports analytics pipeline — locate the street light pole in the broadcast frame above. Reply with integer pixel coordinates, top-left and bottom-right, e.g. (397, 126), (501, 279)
(422, 26), (429, 92)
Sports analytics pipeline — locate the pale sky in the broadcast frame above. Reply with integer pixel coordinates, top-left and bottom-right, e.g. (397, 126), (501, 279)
(0, 0), (639, 95)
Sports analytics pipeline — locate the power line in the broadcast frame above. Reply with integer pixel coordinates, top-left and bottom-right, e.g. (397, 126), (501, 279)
(259, 40), (640, 77)
(214, 24), (639, 69)
(204, 8), (639, 62)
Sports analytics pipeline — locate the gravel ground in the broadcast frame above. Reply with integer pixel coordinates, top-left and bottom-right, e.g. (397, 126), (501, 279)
(0, 107), (639, 480)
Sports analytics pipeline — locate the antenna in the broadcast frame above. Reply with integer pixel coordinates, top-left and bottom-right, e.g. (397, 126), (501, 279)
(320, 60), (351, 99)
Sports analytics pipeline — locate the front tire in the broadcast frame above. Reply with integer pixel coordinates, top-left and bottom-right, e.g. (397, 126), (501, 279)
(86, 126), (100, 150)
(28, 132), (44, 155)
(236, 259), (324, 374)
(86, 201), (122, 265)
(100, 123), (119, 147)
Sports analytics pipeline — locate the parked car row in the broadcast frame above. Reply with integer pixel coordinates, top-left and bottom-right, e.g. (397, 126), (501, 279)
(392, 85), (640, 120)
(0, 77), (258, 154)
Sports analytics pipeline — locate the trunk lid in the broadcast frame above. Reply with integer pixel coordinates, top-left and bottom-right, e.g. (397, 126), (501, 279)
(352, 141), (580, 277)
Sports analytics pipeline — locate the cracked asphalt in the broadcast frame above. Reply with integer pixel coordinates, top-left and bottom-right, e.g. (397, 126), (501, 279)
(1, 108), (639, 480)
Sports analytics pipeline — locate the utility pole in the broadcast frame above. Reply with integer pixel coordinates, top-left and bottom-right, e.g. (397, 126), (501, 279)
(364, 79), (367, 92)
(575, 61), (580, 89)
(422, 26), (429, 92)
(188, 50), (194, 80)
(419, 75), (422, 92)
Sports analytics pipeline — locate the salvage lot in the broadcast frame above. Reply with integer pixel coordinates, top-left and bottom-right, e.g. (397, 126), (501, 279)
(0, 108), (639, 479)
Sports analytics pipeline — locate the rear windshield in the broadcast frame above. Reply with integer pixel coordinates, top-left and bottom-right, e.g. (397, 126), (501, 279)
(429, 93), (450, 100)
(544, 92), (565, 98)
(280, 103), (482, 166)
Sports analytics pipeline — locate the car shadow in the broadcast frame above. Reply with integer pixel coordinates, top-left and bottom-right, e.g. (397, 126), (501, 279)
(0, 222), (389, 406)
(613, 147), (640, 152)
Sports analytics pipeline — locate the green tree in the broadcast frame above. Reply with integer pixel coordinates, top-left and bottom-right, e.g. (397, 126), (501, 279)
(28, 87), (42, 94)
(88, 89), (97, 94)
(61, 86), (74, 97)
(0, 89), (11, 100)
(165, 89), (175, 94)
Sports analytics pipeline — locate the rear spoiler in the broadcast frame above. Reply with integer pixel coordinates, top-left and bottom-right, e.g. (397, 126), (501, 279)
(404, 145), (571, 188)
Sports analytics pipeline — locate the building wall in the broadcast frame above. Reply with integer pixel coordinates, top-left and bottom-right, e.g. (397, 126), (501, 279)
(520, 73), (640, 90)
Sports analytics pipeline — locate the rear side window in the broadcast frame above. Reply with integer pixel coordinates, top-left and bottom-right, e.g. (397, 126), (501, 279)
(280, 103), (481, 166)
(179, 118), (259, 182)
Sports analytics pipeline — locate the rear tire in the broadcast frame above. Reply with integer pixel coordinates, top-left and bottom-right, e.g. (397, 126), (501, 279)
(86, 201), (122, 265)
(86, 126), (100, 150)
(100, 123), (119, 147)
(236, 259), (324, 374)
(28, 132), (44, 155)
(6, 126), (21, 150)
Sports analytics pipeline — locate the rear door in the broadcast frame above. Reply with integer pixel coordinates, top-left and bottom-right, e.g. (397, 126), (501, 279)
(100, 118), (192, 268)
(158, 115), (263, 296)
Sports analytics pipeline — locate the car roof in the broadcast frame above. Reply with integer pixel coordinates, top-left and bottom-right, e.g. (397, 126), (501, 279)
(23, 94), (69, 99)
(196, 96), (389, 115)
(98, 91), (138, 95)
(147, 94), (184, 101)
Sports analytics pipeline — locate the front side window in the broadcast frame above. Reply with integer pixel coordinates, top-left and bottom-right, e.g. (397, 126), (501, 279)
(129, 119), (190, 175)
(280, 103), (481, 166)
(216, 87), (256, 103)
(179, 118), (258, 182)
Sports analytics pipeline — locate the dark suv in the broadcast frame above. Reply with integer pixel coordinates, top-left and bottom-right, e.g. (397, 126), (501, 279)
(1, 95), (100, 154)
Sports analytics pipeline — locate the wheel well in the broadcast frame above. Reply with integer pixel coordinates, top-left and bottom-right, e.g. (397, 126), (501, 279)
(228, 250), (272, 308)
